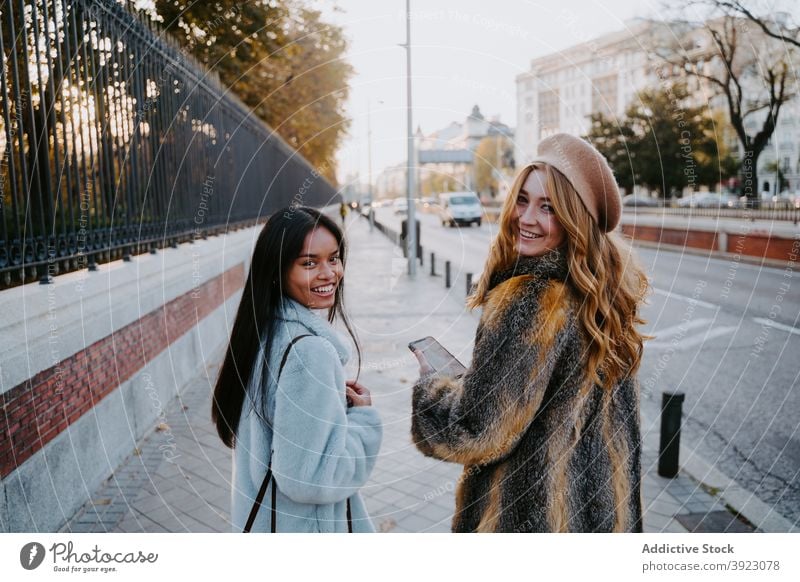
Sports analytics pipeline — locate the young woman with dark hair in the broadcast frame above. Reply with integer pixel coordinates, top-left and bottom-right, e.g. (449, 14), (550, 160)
(212, 206), (382, 532)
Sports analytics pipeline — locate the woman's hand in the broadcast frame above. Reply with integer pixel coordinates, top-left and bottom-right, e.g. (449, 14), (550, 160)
(346, 380), (372, 407)
(411, 349), (435, 377)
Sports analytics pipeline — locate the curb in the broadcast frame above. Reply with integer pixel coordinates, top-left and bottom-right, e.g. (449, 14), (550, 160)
(679, 444), (797, 533)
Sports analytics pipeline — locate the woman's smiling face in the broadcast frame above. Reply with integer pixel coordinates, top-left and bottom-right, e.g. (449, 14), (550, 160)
(513, 169), (566, 257)
(284, 226), (343, 309)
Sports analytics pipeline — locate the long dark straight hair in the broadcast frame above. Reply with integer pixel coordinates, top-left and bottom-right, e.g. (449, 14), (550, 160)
(211, 206), (360, 448)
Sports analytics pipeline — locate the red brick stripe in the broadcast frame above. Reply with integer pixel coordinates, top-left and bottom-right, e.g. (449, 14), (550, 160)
(620, 224), (719, 251)
(0, 263), (245, 479)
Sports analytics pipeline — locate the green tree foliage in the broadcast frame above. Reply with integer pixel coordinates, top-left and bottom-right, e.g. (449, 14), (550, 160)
(584, 115), (637, 194)
(419, 171), (458, 197)
(474, 136), (512, 197)
(151, 1), (352, 183)
(586, 84), (737, 197)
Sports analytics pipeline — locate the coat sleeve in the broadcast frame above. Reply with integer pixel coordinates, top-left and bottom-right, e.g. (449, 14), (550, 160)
(411, 277), (574, 466)
(271, 336), (382, 505)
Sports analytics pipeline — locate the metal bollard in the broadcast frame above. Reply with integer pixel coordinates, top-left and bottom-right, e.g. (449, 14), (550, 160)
(466, 272), (473, 295)
(658, 392), (685, 478)
(445, 261), (451, 288)
(430, 252), (436, 276)
(416, 221), (422, 265)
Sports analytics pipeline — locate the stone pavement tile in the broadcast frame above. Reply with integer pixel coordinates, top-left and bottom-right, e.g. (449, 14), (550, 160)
(645, 497), (688, 519)
(366, 502), (405, 525)
(414, 500), (454, 526)
(114, 513), (147, 533)
(178, 475), (228, 501)
(645, 517), (686, 534)
(427, 491), (456, 512)
(171, 511), (222, 533)
(397, 510), (444, 533)
(128, 509), (171, 533)
(136, 505), (184, 532)
(130, 494), (172, 516)
(685, 489), (717, 505)
(160, 487), (209, 514)
(645, 511), (681, 533)
(66, 522), (106, 533)
(203, 490), (231, 514)
(659, 519), (691, 534)
(684, 501), (714, 514)
(368, 485), (408, 507)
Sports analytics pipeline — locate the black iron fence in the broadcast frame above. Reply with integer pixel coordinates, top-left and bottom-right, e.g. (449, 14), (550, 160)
(0, 0), (337, 289)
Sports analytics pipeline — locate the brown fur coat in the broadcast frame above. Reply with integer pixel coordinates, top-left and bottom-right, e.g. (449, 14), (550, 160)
(411, 249), (642, 532)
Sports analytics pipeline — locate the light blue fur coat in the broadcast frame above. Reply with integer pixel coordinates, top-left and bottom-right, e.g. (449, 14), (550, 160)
(231, 298), (382, 532)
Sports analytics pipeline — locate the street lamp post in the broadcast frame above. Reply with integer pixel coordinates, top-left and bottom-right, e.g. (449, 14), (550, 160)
(402, 0), (416, 277)
(368, 101), (374, 232)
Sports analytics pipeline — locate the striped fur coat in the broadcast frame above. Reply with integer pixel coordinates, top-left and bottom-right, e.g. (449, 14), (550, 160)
(411, 249), (642, 532)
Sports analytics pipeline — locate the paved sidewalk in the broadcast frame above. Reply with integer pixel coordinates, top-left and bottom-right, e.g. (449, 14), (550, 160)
(64, 214), (793, 533)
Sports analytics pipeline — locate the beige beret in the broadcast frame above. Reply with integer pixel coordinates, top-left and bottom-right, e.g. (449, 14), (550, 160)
(531, 133), (621, 232)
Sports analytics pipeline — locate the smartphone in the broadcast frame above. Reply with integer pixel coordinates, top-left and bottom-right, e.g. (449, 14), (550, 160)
(408, 336), (467, 377)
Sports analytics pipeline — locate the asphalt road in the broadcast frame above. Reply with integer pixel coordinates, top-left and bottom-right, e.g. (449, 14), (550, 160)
(371, 206), (800, 525)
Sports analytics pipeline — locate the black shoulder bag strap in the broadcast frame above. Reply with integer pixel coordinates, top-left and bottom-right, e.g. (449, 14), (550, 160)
(243, 334), (353, 533)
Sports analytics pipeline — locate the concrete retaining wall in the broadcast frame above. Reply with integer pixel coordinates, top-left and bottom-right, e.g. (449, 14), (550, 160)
(0, 226), (260, 532)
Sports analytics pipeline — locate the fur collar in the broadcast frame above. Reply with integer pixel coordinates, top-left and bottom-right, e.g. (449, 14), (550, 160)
(488, 247), (569, 291)
(276, 297), (351, 365)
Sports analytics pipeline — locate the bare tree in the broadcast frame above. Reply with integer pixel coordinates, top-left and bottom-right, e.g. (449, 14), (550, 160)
(708, 1), (800, 48)
(656, 11), (797, 205)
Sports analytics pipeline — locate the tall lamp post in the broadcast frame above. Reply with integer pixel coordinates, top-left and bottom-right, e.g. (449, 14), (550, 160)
(401, 0), (416, 276)
(368, 101), (374, 232)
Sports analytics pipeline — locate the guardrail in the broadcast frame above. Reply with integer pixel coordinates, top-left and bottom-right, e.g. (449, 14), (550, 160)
(622, 205), (799, 224)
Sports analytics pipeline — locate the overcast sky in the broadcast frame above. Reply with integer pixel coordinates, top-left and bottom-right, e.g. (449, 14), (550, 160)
(324, 0), (674, 185)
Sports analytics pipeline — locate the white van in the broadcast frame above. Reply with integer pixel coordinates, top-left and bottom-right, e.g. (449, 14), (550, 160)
(438, 192), (482, 227)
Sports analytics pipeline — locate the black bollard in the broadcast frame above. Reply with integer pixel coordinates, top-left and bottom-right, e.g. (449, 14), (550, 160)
(466, 272), (473, 295)
(658, 392), (685, 478)
(416, 220), (422, 265)
(430, 252), (436, 276)
(445, 261), (451, 288)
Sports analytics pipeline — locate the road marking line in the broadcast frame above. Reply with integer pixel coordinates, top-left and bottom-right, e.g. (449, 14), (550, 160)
(652, 287), (719, 310)
(647, 318), (712, 340)
(752, 318), (800, 337)
(647, 325), (737, 350)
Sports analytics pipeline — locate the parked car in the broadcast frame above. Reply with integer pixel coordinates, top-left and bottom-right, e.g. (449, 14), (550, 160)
(393, 198), (408, 215)
(419, 197), (438, 212)
(622, 194), (660, 207)
(677, 193), (731, 208)
(438, 192), (482, 227)
(771, 191), (800, 209)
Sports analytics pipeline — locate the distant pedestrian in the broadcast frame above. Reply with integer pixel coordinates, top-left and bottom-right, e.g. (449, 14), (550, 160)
(212, 206), (382, 532)
(339, 202), (348, 226)
(410, 134), (649, 532)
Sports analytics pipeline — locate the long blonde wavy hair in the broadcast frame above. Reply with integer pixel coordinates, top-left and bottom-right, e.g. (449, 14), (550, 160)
(468, 163), (650, 389)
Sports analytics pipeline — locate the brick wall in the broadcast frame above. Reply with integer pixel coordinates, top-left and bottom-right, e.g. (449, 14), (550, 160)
(620, 224), (719, 251)
(621, 224), (799, 264)
(731, 234), (800, 262)
(0, 263), (244, 479)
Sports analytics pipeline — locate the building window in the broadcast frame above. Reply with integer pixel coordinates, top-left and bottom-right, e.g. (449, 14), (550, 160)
(592, 74), (618, 117)
(538, 88), (560, 137)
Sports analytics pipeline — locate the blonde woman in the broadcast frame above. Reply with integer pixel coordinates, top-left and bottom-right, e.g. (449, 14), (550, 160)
(411, 133), (649, 532)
